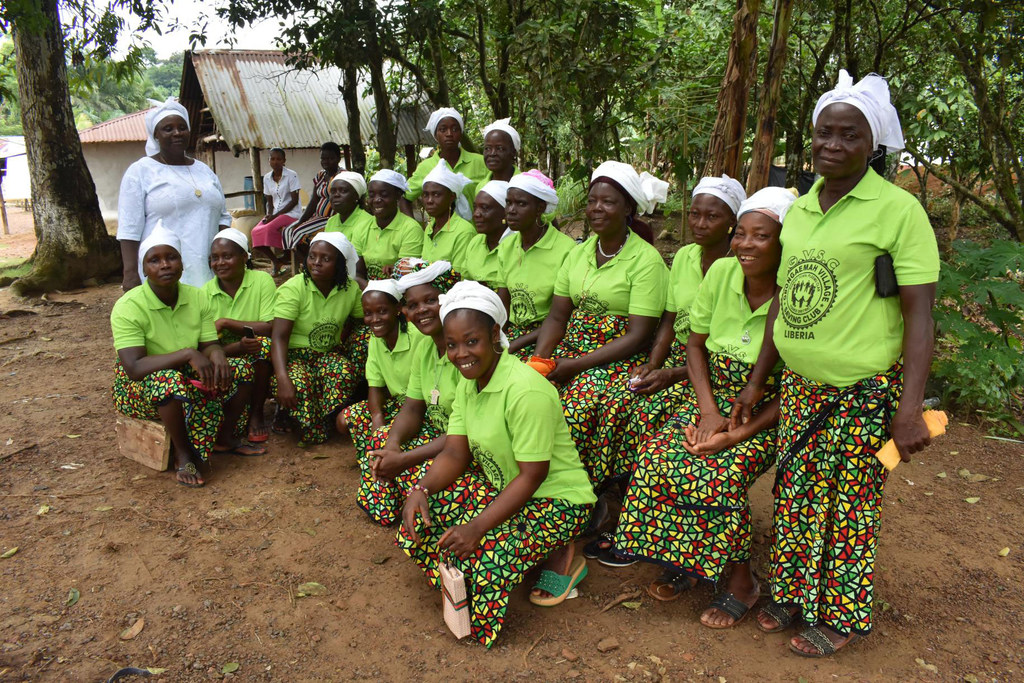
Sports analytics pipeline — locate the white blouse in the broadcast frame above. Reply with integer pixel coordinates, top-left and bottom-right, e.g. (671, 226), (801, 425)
(117, 157), (232, 287)
(262, 167), (303, 220)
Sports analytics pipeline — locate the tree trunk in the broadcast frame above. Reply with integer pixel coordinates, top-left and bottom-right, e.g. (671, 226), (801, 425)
(703, 0), (761, 179)
(746, 0), (794, 194)
(8, 0), (120, 295)
(340, 65), (366, 173)
(364, 0), (397, 168)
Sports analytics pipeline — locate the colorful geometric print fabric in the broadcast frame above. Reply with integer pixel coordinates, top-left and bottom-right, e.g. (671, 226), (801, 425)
(339, 322), (371, 378)
(272, 347), (359, 445)
(614, 353), (777, 582)
(355, 418), (441, 526)
(341, 394), (403, 461)
(769, 362), (902, 637)
(505, 320), (541, 360)
(395, 471), (591, 647)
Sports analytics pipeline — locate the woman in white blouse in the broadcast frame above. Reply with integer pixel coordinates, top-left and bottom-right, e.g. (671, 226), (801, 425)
(117, 98), (232, 289)
(251, 147), (302, 275)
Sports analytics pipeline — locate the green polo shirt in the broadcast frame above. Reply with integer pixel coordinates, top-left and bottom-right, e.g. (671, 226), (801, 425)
(111, 281), (218, 356)
(553, 232), (668, 318)
(473, 167), (520, 196)
(354, 212), (424, 279)
(460, 233), (503, 287)
(448, 352), (597, 505)
(666, 243), (707, 343)
(405, 148), (490, 203)
(365, 327), (417, 397)
(405, 334), (463, 433)
(421, 213), (477, 274)
(775, 169), (940, 387)
(201, 269), (277, 342)
(495, 225), (576, 327)
(273, 274), (364, 352)
(323, 206), (377, 247)
(689, 257), (777, 365)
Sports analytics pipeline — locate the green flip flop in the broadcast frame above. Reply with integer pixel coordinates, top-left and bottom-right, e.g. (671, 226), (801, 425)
(530, 555), (588, 607)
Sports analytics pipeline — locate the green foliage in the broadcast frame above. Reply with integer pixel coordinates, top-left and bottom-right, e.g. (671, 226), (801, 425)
(932, 240), (1024, 435)
(554, 174), (586, 224)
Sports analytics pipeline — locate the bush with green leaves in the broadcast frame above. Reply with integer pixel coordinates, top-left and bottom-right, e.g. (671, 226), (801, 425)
(932, 239), (1024, 435)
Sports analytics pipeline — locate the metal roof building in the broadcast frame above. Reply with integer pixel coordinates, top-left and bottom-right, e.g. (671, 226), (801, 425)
(78, 109), (149, 144)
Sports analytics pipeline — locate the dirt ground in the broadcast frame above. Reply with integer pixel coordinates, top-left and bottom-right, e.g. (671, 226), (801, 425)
(0, 249), (1023, 682)
(0, 206), (37, 264)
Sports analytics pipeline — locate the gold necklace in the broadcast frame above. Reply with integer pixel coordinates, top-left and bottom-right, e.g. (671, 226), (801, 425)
(159, 154), (202, 198)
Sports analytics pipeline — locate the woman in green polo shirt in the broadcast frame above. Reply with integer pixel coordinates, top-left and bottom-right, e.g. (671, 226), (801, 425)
(462, 180), (510, 288)
(357, 260), (461, 525)
(478, 118), (520, 186)
(201, 228), (278, 443)
(613, 187), (795, 620)
(419, 160), (477, 273)
(357, 170), (424, 280)
(533, 161), (669, 489)
(111, 227), (264, 489)
(398, 282), (596, 648)
(403, 107), (489, 210)
(270, 232), (364, 447)
(731, 71), (940, 657)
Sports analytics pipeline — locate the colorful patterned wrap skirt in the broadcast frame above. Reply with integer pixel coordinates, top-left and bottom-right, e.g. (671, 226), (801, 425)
(112, 357), (253, 462)
(505, 320), (542, 361)
(341, 394), (404, 459)
(551, 309), (646, 489)
(593, 340), (689, 482)
(769, 363), (902, 637)
(614, 353), (778, 583)
(339, 323), (371, 379)
(272, 347), (359, 445)
(228, 336), (271, 436)
(396, 471), (592, 648)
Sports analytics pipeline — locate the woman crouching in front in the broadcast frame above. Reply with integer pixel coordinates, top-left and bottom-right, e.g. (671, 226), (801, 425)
(398, 281), (597, 647)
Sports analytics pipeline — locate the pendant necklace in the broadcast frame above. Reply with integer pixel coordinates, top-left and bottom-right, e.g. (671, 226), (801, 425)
(741, 330), (751, 345)
(160, 154), (203, 198)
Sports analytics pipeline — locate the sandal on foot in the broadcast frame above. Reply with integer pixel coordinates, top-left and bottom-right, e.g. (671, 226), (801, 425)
(788, 625), (861, 658)
(530, 555), (588, 607)
(757, 601), (797, 633)
(647, 569), (694, 602)
(700, 591), (758, 630)
(597, 548), (637, 568)
(271, 406), (293, 435)
(213, 441), (267, 457)
(247, 427), (270, 443)
(176, 462), (205, 488)
(582, 531), (614, 559)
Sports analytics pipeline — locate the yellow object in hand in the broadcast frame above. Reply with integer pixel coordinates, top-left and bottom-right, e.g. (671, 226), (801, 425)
(876, 410), (948, 470)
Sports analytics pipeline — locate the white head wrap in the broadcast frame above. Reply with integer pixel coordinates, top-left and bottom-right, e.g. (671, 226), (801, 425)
(508, 170), (559, 214)
(481, 118), (521, 153)
(439, 280), (509, 349)
(139, 221), (181, 261)
(309, 232), (358, 279)
(145, 98), (190, 156)
(424, 107), (464, 137)
(477, 181), (510, 209)
(369, 169), (409, 193)
(737, 186), (799, 225)
(212, 227), (250, 255)
(423, 160), (473, 221)
(362, 279), (403, 302)
(692, 174), (747, 217)
(590, 161), (669, 215)
(330, 171), (367, 198)
(813, 69), (904, 153)
(396, 260), (453, 294)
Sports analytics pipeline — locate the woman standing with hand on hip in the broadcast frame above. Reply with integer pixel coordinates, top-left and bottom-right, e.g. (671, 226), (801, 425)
(731, 70), (940, 657)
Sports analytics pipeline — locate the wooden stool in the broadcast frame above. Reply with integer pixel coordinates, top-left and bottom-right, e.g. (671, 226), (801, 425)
(115, 415), (170, 471)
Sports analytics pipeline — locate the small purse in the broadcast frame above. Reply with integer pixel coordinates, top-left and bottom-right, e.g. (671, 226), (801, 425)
(439, 560), (471, 639)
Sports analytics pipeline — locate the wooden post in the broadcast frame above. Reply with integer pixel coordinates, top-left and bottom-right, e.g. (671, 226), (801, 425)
(0, 179), (9, 236)
(405, 144), (417, 177)
(249, 146), (265, 213)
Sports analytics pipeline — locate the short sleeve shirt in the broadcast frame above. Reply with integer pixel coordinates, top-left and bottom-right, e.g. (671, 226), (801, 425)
(273, 274), (363, 351)
(405, 148), (490, 203)
(554, 232), (668, 318)
(689, 258), (775, 365)
(775, 169), (940, 386)
(666, 243), (706, 343)
(323, 206), (377, 249)
(404, 334), (463, 433)
(447, 352), (597, 505)
(421, 214), (477, 274)
(354, 212), (424, 279)
(262, 167), (303, 220)
(365, 327), (417, 397)
(459, 233), (503, 288)
(111, 282), (218, 356)
(496, 225), (577, 327)
(201, 269), (277, 342)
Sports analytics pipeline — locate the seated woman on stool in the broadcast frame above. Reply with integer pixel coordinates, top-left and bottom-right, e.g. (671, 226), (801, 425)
(111, 226), (265, 488)
(398, 281), (596, 648)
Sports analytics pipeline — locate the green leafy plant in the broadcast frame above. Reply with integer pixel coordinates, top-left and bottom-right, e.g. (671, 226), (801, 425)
(932, 239), (1024, 435)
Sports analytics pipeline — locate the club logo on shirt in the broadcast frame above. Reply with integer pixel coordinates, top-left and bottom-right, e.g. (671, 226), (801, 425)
(780, 250), (839, 331)
(471, 442), (506, 489)
(509, 285), (537, 323)
(308, 319), (340, 352)
(673, 311), (691, 339)
(426, 403), (449, 432)
(577, 291), (609, 317)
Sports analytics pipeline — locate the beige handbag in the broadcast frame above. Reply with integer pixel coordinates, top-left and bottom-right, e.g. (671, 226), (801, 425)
(439, 561), (471, 639)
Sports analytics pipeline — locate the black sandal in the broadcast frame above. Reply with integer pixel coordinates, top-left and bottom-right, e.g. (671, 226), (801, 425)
(757, 601), (797, 633)
(176, 462), (205, 488)
(701, 592), (757, 629)
(647, 569), (695, 602)
(788, 625), (862, 658)
(582, 531), (614, 559)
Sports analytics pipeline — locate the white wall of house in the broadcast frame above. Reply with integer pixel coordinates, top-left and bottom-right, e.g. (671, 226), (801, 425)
(82, 141), (145, 220)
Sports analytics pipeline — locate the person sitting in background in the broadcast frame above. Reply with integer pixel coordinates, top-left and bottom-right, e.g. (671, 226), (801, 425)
(478, 118), (520, 186)
(404, 107), (489, 212)
(202, 228), (278, 443)
(357, 170), (424, 280)
(419, 160), (478, 273)
(111, 227), (264, 489)
(282, 141), (343, 265)
(462, 180), (511, 288)
(251, 148), (302, 275)
(397, 281), (596, 648)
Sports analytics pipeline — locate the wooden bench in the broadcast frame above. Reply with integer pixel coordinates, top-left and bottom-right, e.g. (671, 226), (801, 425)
(115, 416), (170, 471)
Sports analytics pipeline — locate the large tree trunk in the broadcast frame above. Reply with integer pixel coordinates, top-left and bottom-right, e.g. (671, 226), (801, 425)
(363, 0), (397, 168)
(8, 0), (120, 295)
(340, 65), (367, 173)
(746, 0), (794, 194)
(702, 0), (761, 179)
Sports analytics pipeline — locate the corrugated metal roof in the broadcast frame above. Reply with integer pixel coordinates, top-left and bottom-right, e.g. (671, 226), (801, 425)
(185, 50), (431, 150)
(0, 136), (26, 158)
(79, 109), (150, 144)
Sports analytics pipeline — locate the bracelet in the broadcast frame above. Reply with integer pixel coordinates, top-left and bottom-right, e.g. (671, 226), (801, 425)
(407, 483), (429, 497)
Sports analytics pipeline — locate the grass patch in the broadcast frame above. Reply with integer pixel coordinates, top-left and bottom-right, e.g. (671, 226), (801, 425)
(0, 257), (31, 286)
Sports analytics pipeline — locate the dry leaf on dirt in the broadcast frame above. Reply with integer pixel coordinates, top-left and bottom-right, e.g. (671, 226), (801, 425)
(66, 588), (80, 607)
(221, 662), (240, 674)
(119, 618), (145, 640)
(1, 547), (18, 559)
(998, 547), (1010, 557)
(36, 505), (50, 516)
(296, 582), (326, 597)
(94, 506), (113, 512)
(964, 497), (980, 504)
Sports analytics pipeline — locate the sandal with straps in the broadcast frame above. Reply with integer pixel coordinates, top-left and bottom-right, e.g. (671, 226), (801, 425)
(758, 601), (798, 633)
(646, 569), (695, 602)
(530, 555), (588, 607)
(700, 591), (758, 629)
(789, 625), (862, 658)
